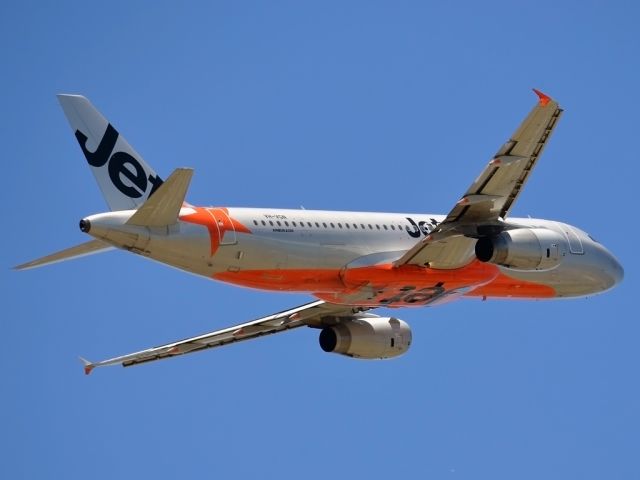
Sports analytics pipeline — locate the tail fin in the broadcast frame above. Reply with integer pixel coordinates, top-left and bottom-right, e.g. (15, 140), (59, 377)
(57, 94), (164, 211)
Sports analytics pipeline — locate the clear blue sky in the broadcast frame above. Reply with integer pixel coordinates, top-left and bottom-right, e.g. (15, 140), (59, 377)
(2, 1), (638, 478)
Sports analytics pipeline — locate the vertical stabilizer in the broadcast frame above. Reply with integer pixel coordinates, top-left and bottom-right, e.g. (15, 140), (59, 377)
(57, 94), (163, 211)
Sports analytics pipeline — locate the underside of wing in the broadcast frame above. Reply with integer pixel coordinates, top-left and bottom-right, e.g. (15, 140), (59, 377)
(396, 90), (563, 269)
(82, 300), (369, 374)
(444, 89), (563, 226)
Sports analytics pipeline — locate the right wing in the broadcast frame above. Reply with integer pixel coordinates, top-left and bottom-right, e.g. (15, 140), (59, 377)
(437, 89), (563, 225)
(81, 300), (369, 374)
(396, 89), (563, 269)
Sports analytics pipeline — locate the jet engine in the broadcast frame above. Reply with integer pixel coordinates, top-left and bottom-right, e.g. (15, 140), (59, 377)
(475, 227), (565, 271)
(318, 316), (412, 359)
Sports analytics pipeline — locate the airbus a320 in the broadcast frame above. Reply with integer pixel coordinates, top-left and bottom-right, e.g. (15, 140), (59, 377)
(16, 90), (624, 374)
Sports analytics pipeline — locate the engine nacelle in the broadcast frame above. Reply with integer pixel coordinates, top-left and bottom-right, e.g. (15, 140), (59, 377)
(318, 316), (412, 359)
(475, 227), (565, 271)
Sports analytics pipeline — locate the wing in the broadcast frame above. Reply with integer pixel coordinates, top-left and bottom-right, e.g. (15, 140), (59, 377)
(396, 89), (563, 269)
(81, 300), (368, 374)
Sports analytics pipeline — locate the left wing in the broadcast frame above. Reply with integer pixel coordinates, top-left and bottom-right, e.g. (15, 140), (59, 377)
(395, 89), (563, 269)
(81, 300), (369, 374)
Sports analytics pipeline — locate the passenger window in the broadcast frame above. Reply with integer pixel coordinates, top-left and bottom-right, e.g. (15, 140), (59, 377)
(330, 223), (335, 228)
(338, 223), (342, 228)
(253, 220), (258, 226)
(383, 225), (388, 230)
(346, 224), (350, 229)
(323, 222), (327, 228)
(269, 221), (274, 226)
(261, 220), (266, 226)
(277, 221), (281, 226)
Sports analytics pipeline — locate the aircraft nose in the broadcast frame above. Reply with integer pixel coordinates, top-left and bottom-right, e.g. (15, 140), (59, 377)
(607, 250), (624, 286)
(594, 244), (624, 291)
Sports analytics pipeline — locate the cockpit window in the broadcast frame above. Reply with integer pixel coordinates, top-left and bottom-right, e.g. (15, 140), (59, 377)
(588, 234), (599, 243)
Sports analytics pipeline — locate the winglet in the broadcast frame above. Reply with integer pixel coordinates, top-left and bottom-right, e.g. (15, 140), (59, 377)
(532, 88), (552, 106)
(79, 357), (95, 376)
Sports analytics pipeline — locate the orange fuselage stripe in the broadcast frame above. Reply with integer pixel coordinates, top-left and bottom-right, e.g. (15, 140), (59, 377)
(214, 261), (555, 305)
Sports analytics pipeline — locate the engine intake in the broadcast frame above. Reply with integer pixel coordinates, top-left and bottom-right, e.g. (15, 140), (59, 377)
(475, 228), (564, 271)
(319, 316), (411, 359)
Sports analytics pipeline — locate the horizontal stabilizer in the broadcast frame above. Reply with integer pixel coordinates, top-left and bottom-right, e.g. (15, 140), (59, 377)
(14, 239), (112, 271)
(126, 168), (193, 227)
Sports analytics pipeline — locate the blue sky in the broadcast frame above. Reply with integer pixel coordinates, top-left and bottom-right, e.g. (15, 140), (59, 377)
(2, 1), (638, 478)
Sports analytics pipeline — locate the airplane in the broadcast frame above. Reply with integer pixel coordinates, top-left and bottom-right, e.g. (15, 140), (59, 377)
(15, 90), (623, 375)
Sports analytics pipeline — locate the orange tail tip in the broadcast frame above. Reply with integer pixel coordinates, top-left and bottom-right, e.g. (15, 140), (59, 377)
(532, 88), (552, 106)
(79, 357), (95, 375)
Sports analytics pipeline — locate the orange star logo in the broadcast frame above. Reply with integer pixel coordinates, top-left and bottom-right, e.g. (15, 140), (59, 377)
(180, 207), (252, 256)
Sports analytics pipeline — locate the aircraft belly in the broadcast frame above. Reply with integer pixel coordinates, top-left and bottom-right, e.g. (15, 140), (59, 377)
(211, 235), (372, 292)
(466, 268), (557, 299)
(317, 260), (499, 307)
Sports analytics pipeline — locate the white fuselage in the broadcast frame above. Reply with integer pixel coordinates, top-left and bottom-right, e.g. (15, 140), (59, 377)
(81, 206), (623, 306)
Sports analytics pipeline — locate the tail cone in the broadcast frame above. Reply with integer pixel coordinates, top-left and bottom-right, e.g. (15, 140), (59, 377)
(79, 218), (91, 233)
